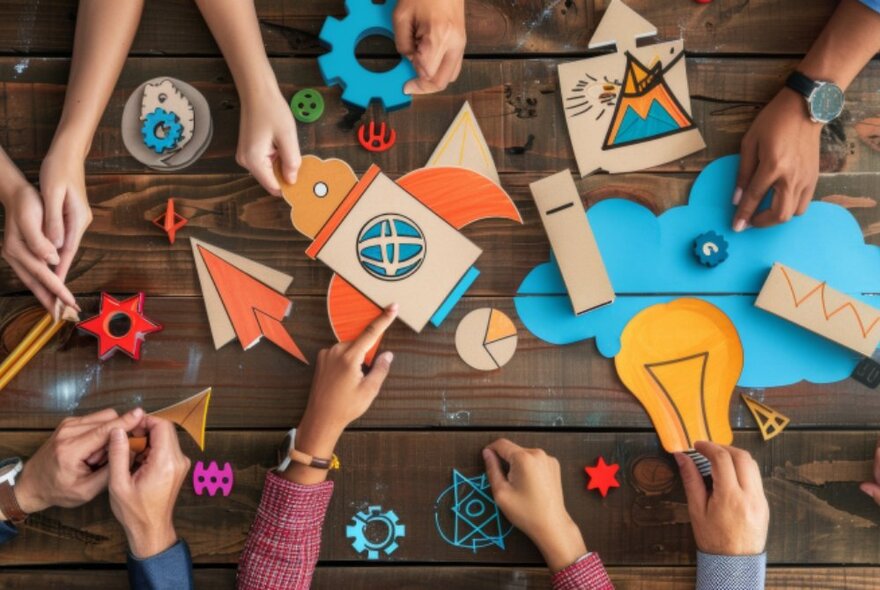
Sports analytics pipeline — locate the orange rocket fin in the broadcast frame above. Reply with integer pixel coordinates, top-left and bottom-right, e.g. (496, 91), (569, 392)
(396, 167), (522, 229)
(327, 274), (383, 365)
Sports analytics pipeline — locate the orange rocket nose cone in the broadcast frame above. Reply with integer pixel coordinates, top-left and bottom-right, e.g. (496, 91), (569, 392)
(276, 155), (358, 240)
(614, 298), (743, 453)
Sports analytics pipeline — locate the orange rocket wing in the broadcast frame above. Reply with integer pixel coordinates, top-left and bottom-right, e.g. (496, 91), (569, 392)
(327, 274), (384, 365)
(397, 167), (522, 229)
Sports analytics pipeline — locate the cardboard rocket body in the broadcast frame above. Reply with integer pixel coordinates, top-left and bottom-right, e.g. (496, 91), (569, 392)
(306, 166), (482, 332)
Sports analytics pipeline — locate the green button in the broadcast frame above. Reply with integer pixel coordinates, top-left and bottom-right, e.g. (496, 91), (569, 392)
(290, 89), (325, 123)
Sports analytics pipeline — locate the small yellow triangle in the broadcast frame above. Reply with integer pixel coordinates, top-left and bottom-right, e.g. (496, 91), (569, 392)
(741, 394), (789, 441)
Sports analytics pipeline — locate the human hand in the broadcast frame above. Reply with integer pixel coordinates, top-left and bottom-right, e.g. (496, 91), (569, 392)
(676, 441), (770, 555)
(39, 147), (93, 285)
(394, 0), (466, 95)
(859, 438), (880, 506)
(732, 88), (822, 231)
(0, 181), (78, 313)
(482, 439), (587, 573)
(283, 304), (397, 484)
(13, 408), (145, 515)
(108, 416), (190, 559)
(237, 87), (302, 197)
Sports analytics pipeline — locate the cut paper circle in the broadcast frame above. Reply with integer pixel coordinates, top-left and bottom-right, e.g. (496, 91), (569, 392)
(455, 308), (518, 371)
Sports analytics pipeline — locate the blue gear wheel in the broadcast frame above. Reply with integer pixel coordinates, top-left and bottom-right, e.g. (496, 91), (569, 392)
(318, 0), (417, 110)
(693, 231), (730, 267)
(141, 108), (183, 154)
(346, 505), (406, 560)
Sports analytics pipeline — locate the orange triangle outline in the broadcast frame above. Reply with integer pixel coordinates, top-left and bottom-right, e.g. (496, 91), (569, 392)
(741, 394), (790, 441)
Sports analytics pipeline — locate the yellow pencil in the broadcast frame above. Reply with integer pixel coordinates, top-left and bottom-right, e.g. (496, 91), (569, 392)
(0, 315), (64, 392)
(0, 312), (53, 383)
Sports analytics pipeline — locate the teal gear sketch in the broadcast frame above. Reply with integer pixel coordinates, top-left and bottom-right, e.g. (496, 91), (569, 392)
(434, 469), (513, 552)
(346, 505), (406, 560)
(141, 108), (183, 154)
(693, 231), (730, 267)
(317, 0), (417, 110)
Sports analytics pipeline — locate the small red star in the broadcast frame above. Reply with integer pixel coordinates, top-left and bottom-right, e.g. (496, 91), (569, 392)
(584, 456), (620, 497)
(152, 198), (188, 244)
(77, 293), (162, 360)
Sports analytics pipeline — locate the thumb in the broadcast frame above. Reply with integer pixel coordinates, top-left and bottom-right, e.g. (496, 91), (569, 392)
(675, 452), (708, 514)
(482, 448), (510, 496)
(108, 428), (133, 492)
(278, 134), (302, 185)
(361, 351), (394, 396)
(42, 188), (66, 250)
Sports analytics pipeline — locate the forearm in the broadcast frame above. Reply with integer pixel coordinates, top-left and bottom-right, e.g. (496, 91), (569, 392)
(796, 0), (880, 89)
(192, 0), (279, 106)
(0, 148), (29, 202)
(53, 0), (145, 157)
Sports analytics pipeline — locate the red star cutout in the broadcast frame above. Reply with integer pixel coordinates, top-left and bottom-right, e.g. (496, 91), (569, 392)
(152, 198), (188, 244)
(584, 456), (620, 497)
(77, 293), (162, 360)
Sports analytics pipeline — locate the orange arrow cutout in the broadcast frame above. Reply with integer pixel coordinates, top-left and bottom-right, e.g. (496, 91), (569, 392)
(198, 245), (307, 363)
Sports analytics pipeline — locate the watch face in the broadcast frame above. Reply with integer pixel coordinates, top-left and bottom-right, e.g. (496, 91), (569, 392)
(0, 458), (21, 483)
(810, 83), (844, 123)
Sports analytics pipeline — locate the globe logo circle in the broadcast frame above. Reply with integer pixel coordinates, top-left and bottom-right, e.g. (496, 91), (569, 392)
(357, 214), (427, 281)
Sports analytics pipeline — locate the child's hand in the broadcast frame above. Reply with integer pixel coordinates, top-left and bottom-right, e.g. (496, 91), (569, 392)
(394, 0), (466, 95)
(482, 439), (587, 573)
(860, 437), (880, 506)
(282, 304), (397, 485)
(237, 89), (302, 197)
(676, 442), (770, 555)
(733, 88), (821, 231)
(39, 148), (93, 287)
(0, 181), (78, 313)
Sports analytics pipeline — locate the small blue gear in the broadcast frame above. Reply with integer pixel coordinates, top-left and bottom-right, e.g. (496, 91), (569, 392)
(141, 108), (183, 154)
(318, 0), (417, 110)
(693, 231), (730, 267)
(346, 505), (406, 560)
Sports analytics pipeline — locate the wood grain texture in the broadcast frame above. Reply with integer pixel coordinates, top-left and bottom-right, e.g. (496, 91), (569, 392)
(0, 431), (876, 566)
(0, 0), (840, 57)
(3, 566), (880, 589)
(0, 172), (875, 299)
(2, 57), (880, 176)
(0, 295), (876, 430)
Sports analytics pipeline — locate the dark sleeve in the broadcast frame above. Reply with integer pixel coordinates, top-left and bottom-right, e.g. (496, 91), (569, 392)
(0, 521), (16, 544)
(127, 540), (193, 590)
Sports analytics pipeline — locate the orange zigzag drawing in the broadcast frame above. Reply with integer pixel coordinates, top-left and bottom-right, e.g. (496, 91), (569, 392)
(780, 266), (879, 339)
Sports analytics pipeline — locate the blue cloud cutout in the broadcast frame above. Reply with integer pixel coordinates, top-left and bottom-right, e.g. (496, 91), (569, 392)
(515, 155), (880, 388)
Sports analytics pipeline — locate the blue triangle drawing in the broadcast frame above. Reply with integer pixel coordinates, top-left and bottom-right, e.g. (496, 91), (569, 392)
(612, 100), (682, 145)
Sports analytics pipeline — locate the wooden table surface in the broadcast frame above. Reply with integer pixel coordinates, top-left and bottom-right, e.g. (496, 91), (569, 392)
(0, 1), (878, 588)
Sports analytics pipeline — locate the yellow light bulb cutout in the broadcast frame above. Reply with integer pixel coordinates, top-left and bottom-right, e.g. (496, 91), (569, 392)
(615, 298), (743, 454)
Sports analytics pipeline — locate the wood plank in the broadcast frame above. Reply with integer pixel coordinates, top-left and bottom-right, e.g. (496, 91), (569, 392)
(0, 0), (839, 58)
(0, 171), (875, 299)
(0, 431), (875, 566)
(3, 57), (880, 176)
(0, 295), (877, 430)
(2, 566), (880, 589)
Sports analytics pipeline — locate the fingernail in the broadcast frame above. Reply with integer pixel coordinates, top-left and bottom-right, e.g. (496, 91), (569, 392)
(732, 188), (743, 206)
(53, 239), (63, 249)
(47, 253), (60, 266)
(733, 219), (746, 233)
(388, 303), (399, 314)
(285, 173), (298, 185)
(861, 483), (875, 498)
(482, 449), (491, 460)
(673, 453), (686, 467)
(383, 351), (394, 364)
(131, 407), (143, 418)
(111, 428), (125, 442)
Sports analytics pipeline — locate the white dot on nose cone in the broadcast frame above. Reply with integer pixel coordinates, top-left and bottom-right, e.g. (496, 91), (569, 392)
(314, 182), (329, 198)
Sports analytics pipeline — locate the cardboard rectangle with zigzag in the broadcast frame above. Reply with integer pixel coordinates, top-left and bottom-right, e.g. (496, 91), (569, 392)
(558, 0), (704, 176)
(755, 263), (880, 357)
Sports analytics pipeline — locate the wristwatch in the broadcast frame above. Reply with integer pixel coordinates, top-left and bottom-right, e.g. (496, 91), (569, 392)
(0, 458), (28, 524)
(276, 428), (340, 472)
(785, 71), (845, 124)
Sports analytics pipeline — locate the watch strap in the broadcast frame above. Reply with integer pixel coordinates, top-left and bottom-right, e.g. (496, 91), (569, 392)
(785, 70), (818, 98)
(0, 481), (27, 524)
(287, 448), (339, 470)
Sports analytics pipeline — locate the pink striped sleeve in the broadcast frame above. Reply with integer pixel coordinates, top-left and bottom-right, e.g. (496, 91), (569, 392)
(552, 553), (614, 590)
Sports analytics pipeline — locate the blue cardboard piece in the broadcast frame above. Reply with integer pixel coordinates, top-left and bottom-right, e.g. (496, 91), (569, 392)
(515, 155), (880, 387)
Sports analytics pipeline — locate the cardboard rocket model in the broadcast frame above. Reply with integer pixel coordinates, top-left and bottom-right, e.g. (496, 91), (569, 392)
(276, 156), (521, 359)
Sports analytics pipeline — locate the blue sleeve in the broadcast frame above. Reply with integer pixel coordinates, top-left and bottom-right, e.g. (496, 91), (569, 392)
(127, 540), (193, 590)
(861, 0), (880, 13)
(696, 551), (766, 590)
(0, 521), (17, 544)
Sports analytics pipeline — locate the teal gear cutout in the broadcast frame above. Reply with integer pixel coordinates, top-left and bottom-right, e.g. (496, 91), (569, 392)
(694, 231), (730, 267)
(346, 505), (406, 560)
(318, 0), (417, 110)
(141, 108), (183, 154)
